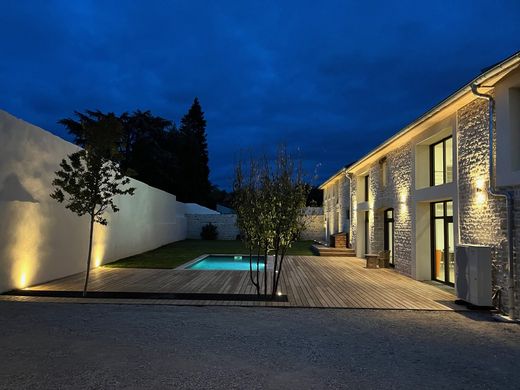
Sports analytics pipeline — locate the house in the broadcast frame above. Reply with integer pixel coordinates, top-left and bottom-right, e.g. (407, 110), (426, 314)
(319, 165), (350, 242)
(321, 51), (520, 318)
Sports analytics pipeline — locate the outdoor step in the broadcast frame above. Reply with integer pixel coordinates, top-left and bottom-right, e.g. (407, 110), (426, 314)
(311, 244), (357, 257)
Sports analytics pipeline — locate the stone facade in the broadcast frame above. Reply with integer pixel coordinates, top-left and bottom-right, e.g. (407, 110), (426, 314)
(346, 91), (519, 316)
(457, 97), (518, 314)
(322, 173), (350, 242)
(351, 144), (413, 276)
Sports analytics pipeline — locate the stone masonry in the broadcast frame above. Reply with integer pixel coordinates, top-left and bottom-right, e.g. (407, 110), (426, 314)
(457, 97), (518, 314)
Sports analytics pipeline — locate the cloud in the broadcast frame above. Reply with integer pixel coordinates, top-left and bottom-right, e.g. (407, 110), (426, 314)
(1, 0), (519, 190)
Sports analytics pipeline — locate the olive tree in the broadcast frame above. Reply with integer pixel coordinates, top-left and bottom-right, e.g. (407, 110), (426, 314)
(233, 148), (308, 298)
(51, 113), (135, 296)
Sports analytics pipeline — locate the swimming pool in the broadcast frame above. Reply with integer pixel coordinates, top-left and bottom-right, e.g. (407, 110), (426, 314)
(185, 255), (265, 271)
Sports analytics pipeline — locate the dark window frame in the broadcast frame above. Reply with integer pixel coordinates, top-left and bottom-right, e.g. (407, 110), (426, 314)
(384, 208), (394, 266)
(429, 136), (452, 186)
(430, 200), (454, 286)
(364, 175), (369, 202)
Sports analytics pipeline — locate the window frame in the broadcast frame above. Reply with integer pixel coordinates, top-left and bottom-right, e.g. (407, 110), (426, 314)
(429, 136), (453, 186)
(380, 157), (388, 188)
(363, 175), (369, 202)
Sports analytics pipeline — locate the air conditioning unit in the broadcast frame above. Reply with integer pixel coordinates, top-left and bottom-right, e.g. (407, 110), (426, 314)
(455, 245), (492, 307)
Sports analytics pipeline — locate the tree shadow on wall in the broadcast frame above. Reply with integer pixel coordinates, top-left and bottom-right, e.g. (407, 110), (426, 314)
(0, 174), (38, 203)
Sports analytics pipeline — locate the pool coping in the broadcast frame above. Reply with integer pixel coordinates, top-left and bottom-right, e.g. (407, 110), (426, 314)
(175, 254), (274, 270)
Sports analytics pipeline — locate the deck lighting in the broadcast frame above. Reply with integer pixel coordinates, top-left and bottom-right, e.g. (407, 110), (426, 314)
(234, 255), (242, 260)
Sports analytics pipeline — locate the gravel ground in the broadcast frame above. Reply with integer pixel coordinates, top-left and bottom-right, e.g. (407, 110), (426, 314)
(0, 302), (519, 389)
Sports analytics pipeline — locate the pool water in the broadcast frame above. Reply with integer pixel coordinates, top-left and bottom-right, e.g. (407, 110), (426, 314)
(187, 255), (265, 271)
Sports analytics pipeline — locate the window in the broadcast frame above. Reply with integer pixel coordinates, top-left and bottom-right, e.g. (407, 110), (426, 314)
(364, 175), (369, 202)
(335, 183), (339, 204)
(384, 208), (394, 266)
(380, 158), (388, 187)
(430, 137), (453, 186)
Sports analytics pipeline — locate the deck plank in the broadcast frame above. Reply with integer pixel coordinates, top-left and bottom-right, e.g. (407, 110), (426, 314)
(23, 255), (464, 310)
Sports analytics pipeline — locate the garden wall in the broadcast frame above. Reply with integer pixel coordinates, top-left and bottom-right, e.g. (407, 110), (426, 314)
(186, 207), (325, 242)
(186, 214), (240, 240)
(0, 110), (213, 292)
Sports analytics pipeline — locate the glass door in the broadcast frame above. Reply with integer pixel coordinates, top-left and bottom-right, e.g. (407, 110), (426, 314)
(384, 208), (394, 266)
(364, 211), (369, 254)
(431, 201), (454, 285)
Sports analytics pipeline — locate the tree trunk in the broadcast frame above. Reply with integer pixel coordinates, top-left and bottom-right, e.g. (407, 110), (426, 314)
(249, 247), (259, 294)
(264, 247), (268, 298)
(255, 246), (261, 295)
(273, 246), (287, 298)
(83, 214), (95, 297)
(272, 246), (279, 297)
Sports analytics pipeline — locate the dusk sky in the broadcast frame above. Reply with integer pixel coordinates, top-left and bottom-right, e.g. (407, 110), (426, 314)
(1, 0), (519, 190)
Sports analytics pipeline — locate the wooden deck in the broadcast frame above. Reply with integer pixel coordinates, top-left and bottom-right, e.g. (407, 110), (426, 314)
(16, 256), (463, 310)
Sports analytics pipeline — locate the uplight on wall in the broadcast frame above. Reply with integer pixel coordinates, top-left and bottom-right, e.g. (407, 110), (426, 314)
(475, 177), (487, 205)
(398, 189), (409, 216)
(19, 273), (27, 289)
(94, 257), (103, 268)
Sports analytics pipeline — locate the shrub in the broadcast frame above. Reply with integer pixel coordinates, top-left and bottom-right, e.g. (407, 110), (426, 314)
(201, 223), (218, 240)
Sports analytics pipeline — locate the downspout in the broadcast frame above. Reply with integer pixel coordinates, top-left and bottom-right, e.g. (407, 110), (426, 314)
(346, 171), (353, 249)
(471, 84), (516, 319)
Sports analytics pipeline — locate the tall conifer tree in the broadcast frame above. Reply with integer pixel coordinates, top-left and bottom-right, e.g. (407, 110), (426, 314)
(176, 98), (211, 205)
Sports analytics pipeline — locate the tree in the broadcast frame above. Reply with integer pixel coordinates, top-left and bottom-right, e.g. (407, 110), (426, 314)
(306, 186), (323, 206)
(51, 113), (135, 296)
(176, 98), (211, 205)
(233, 148), (309, 298)
(119, 110), (174, 190)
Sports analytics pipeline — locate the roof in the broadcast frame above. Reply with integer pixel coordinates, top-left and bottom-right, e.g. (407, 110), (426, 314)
(319, 162), (355, 189)
(346, 50), (520, 174)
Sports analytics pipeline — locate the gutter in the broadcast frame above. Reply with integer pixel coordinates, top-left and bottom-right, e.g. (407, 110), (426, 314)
(319, 166), (347, 189)
(471, 84), (516, 320)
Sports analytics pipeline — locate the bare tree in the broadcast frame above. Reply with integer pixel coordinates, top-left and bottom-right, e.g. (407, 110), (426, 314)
(233, 148), (308, 298)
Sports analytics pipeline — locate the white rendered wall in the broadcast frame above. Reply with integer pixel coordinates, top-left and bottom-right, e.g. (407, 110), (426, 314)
(0, 110), (211, 292)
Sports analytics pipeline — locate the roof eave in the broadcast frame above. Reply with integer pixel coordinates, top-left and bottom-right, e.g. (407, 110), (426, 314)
(347, 51), (520, 174)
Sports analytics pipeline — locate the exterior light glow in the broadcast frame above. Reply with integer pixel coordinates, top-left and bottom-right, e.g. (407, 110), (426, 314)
(19, 273), (27, 289)
(475, 177), (487, 205)
(277, 291), (282, 296)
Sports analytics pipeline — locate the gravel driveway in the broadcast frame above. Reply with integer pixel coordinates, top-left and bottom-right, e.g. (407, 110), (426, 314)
(0, 302), (519, 389)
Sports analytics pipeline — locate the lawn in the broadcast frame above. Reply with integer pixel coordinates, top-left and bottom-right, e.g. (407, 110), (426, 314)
(105, 239), (315, 269)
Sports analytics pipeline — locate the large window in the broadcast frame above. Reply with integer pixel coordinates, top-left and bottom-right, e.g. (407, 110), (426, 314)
(364, 175), (369, 201)
(380, 158), (388, 188)
(384, 208), (394, 266)
(430, 137), (453, 186)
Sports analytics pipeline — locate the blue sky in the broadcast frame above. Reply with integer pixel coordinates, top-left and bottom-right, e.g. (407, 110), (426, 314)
(1, 0), (519, 189)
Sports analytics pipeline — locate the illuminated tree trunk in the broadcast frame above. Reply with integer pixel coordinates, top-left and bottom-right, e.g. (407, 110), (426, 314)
(83, 214), (95, 297)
